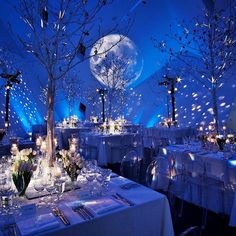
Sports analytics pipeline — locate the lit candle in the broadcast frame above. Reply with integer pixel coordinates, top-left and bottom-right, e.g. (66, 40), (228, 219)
(40, 140), (47, 152)
(54, 138), (58, 147)
(62, 119), (67, 127)
(54, 167), (62, 178)
(11, 143), (18, 155)
(70, 144), (76, 154)
(208, 124), (213, 131)
(36, 137), (42, 146)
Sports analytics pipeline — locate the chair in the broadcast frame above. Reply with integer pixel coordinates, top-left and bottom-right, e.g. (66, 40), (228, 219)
(145, 155), (171, 192)
(120, 150), (142, 182)
(176, 153), (226, 229)
(179, 226), (201, 236)
(109, 136), (123, 164)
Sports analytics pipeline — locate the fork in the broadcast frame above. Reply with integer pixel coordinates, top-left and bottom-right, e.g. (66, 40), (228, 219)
(1, 224), (17, 236)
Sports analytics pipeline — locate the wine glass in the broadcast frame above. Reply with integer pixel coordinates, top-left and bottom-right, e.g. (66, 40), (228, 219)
(55, 179), (65, 201)
(44, 174), (56, 207)
(33, 176), (45, 207)
(100, 169), (112, 193)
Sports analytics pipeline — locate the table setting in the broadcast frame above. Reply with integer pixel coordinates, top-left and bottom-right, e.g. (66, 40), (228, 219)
(0, 151), (174, 236)
(158, 132), (236, 226)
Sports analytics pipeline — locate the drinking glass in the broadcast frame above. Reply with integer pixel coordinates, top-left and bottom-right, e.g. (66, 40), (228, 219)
(44, 177), (56, 207)
(33, 176), (45, 207)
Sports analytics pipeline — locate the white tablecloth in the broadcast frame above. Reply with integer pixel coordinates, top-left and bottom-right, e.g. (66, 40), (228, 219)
(163, 144), (236, 226)
(2, 176), (174, 236)
(55, 127), (91, 149)
(80, 133), (142, 166)
(143, 127), (196, 147)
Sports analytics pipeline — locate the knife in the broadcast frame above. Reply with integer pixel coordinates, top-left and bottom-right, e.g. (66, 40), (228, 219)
(113, 193), (134, 206)
(82, 206), (95, 219)
(53, 208), (70, 225)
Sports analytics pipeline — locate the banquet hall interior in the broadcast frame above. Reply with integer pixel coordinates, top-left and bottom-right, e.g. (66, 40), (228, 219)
(0, 0), (236, 235)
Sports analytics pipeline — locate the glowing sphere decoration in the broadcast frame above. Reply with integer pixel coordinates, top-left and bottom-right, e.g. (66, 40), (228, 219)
(90, 34), (143, 88)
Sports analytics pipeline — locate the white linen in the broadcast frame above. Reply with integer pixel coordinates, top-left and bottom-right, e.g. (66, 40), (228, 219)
(81, 133), (142, 165)
(55, 127), (91, 149)
(164, 144), (236, 226)
(13, 176), (174, 236)
(17, 213), (60, 236)
(143, 127), (196, 148)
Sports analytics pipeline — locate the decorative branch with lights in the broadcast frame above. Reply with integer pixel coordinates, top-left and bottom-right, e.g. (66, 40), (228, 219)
(10, 0), (130, 164)
(92, 53), (137, 120)
(153, 1), (236, 133)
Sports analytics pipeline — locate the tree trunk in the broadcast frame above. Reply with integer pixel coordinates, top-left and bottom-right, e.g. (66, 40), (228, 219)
(211, 84), (219, 133)
(108, 93), (113, 121)
(47, 74), (56, 166)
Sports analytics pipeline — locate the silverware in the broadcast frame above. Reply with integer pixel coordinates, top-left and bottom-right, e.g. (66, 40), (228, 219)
(74, 207), (87, 220)
(113, 193), (134, 206)
(1, 224), (17, 236)
(52, 208), (70, 225)
(12, 224), (17, 236)
(81, 206), (95, 219)
(74, 206), (94, 220)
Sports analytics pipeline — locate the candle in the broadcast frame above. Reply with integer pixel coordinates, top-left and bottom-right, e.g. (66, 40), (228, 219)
(36, 137), (42, 146)
(11, 143), (18, 155)
(54, 167), (62, 178)
(208, 124), (213, 131)
(62, 119), (67, 127)
(54, 138), (58, 147)
(70, 144), (76, 154)
(40, 140), (47, 152)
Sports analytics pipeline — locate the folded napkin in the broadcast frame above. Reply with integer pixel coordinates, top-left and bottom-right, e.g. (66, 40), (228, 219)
(85, 197), (123, 215)
(17, 213), (60, 236)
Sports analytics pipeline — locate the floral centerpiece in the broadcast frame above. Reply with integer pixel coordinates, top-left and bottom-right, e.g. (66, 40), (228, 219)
(226, 134), (235, 144)
(12, 148), (37, 196)
(160, 118), (177, 128)
(57, 150), (84, 181)
(90, 116), (98, 123)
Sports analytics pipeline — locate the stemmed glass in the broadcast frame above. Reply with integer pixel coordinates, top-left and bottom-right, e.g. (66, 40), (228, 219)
(100, 169), (112, 194)
(33, 175), (45, 207)
(43, 170), (56, 207)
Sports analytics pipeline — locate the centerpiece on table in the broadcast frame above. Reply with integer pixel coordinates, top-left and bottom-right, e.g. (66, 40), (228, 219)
(160, 118), (177, 128)
(90, 116), (98, 123)
(12, 148), (37, 196)
(57, 150), (84, 181)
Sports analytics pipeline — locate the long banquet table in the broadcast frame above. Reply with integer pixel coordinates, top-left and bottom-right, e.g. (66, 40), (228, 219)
(162, 143), (236, 226)
(143, 127), (196, 147)
(80, 132), (143, 166)
(0, 175), (174, 236)
(55, 127), (91, 149)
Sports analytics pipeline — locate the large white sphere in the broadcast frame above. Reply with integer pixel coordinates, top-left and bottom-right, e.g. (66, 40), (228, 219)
(90, 34), (143, 88)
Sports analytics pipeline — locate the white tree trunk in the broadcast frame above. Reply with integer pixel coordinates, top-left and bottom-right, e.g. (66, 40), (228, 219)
(211, 84), (219, 133)
(46, 75), (56, 166)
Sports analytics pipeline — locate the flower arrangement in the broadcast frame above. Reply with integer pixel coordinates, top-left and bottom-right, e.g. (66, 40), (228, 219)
(90, 116), (98, 123)
(160, 118), (177, 128)
(12, 148), (37, 196)
(57, 150), (84, 181)
(226, 134), (235, 144)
